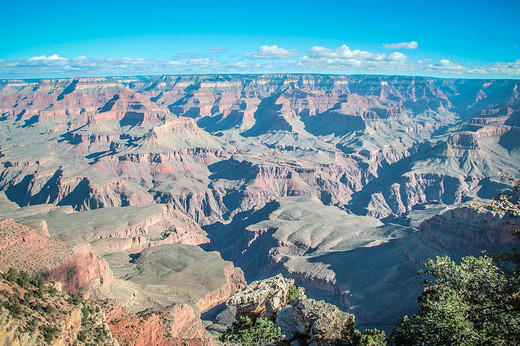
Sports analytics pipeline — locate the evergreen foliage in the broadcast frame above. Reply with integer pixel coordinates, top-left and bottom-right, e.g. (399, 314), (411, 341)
(287, 284), (299, 302)
(360, 329), (387, 345)
(390, 255), (520, 344)
(0, 267), (112, 344)
(219, 316), (284, 345)
(338, 315), (387, 345)
(390, 174), (520, 344)
(5, 267), (18, 283)
(337, 315), (361, 345)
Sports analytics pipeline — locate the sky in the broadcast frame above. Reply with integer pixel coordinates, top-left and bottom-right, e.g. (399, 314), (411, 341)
(0, 0), (519, 79)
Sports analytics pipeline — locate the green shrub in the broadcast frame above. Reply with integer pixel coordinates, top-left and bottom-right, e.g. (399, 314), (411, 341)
(360, 329), (386, 345)
(43, 326), (60, 343)
(220, 316), (284, 345)
(69, 292), (83, 305)
(35, 285), (44, 299)
(16, 270), (31, 288)
(337, 315), (361, 345)
(8, 298), (22, 317)
(390, 255), (520, 345)
(30, 274), (45, 289)
(77, 330), (87, 342)
(5, 268), (18, 283)
(44, 304), (56, 314)
(287, 285), (299, 303)
(48, 285), (58, 295)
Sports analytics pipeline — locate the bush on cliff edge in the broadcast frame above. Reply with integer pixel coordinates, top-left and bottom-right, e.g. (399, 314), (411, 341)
(220, 316), (284, 345)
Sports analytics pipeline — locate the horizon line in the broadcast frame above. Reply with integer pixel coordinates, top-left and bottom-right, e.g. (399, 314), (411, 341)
(2, 72), (520, 82)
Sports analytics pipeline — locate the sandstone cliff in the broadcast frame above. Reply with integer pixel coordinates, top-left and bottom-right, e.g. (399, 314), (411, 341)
(0, 219), (111, 293)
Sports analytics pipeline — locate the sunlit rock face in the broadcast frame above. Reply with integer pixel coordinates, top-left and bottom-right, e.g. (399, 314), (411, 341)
(0, 74), (519, 332)
(1, 75), (519, 221)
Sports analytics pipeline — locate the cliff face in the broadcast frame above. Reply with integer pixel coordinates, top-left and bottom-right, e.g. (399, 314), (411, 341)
(95, 243), (245, 345)
(419, 206), (520, 251)
(0, 219), (111, 293)
(1, 75), (520, 338)
(0, 204), (245, 345)
(106, 303), (211, 346)
(219, 274), (356, 345)
(1, 76), (519, 224)
(205, 196), (520, 331)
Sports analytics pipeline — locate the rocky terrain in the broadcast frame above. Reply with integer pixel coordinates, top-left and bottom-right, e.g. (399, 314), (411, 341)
(0, 218), (112, 293)
(0, 74), (520, 337)
(0, 203), (245, 344)
(0, 271), (118, 345)
(213, 274), (359, 345)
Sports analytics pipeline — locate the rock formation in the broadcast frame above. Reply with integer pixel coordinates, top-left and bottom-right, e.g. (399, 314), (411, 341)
(0, 194), (246, 344)
(206, 197), (520, 331)
(1, 76), (519, 224)
(220, 274), (356, 345)
(276, 295), (354, 344)
(226, 274), (296, 319)
(1, 74), (520, 337)
(105, 302), (211, 345)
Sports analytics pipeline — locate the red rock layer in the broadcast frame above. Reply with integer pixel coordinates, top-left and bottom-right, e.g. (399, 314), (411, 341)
(106, 303), (211, 346)
(0, 218), (111, 292)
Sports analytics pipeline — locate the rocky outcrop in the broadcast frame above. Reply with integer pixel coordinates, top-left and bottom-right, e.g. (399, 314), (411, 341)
(0, 202), (210, 252)
(98, 243), (245, 345)
(196, 264), (247, 313)
(222, 275), (355, 345)
(276, 294), (355, 345)
(226, 274), (296, 320)
(207, 195), (520, 332)
(43, 243), (111, 293)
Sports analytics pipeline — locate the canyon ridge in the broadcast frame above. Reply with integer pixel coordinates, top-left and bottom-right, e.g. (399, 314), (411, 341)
(0, 74), (519, 340)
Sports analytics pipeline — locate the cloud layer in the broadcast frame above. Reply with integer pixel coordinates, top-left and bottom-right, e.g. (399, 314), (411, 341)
(382, 41), (419, 49)
(245, 45), (301, 59)
(1, 44), (519, 79)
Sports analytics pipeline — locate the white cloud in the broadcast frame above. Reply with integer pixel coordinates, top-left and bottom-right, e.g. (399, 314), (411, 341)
(425, 59), (520, 76)
(302, 45), (411, 72)
(474, 60), (520, 76)
(245, 45), (301, 59)
(426, 59), (468, 73)
(209, 47), (228, 55)
(382, 41), (419, 49)
(308, 45), (386, 60)
(28, 54), (66, 61)
(172, 47), (230, 61)
(0, 48), (519, 78)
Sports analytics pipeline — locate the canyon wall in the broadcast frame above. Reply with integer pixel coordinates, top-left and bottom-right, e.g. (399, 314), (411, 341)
(1, 74), (519, 335)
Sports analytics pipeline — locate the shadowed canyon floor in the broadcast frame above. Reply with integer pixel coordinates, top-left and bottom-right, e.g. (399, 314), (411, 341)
(1, 74), (520, 336)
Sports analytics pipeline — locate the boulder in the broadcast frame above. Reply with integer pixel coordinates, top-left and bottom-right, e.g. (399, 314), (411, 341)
(275, 295), (354, 345)
(226, 274), (295, 319)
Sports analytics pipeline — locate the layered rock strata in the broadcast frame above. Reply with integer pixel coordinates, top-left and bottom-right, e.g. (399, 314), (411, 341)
(0, 219), (111, 293)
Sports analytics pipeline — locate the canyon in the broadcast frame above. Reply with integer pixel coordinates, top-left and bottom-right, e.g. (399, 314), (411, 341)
(0, 74), (519, 341)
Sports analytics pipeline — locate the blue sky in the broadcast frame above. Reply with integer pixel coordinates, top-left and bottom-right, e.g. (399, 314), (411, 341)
(0, 0), (519, 78)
